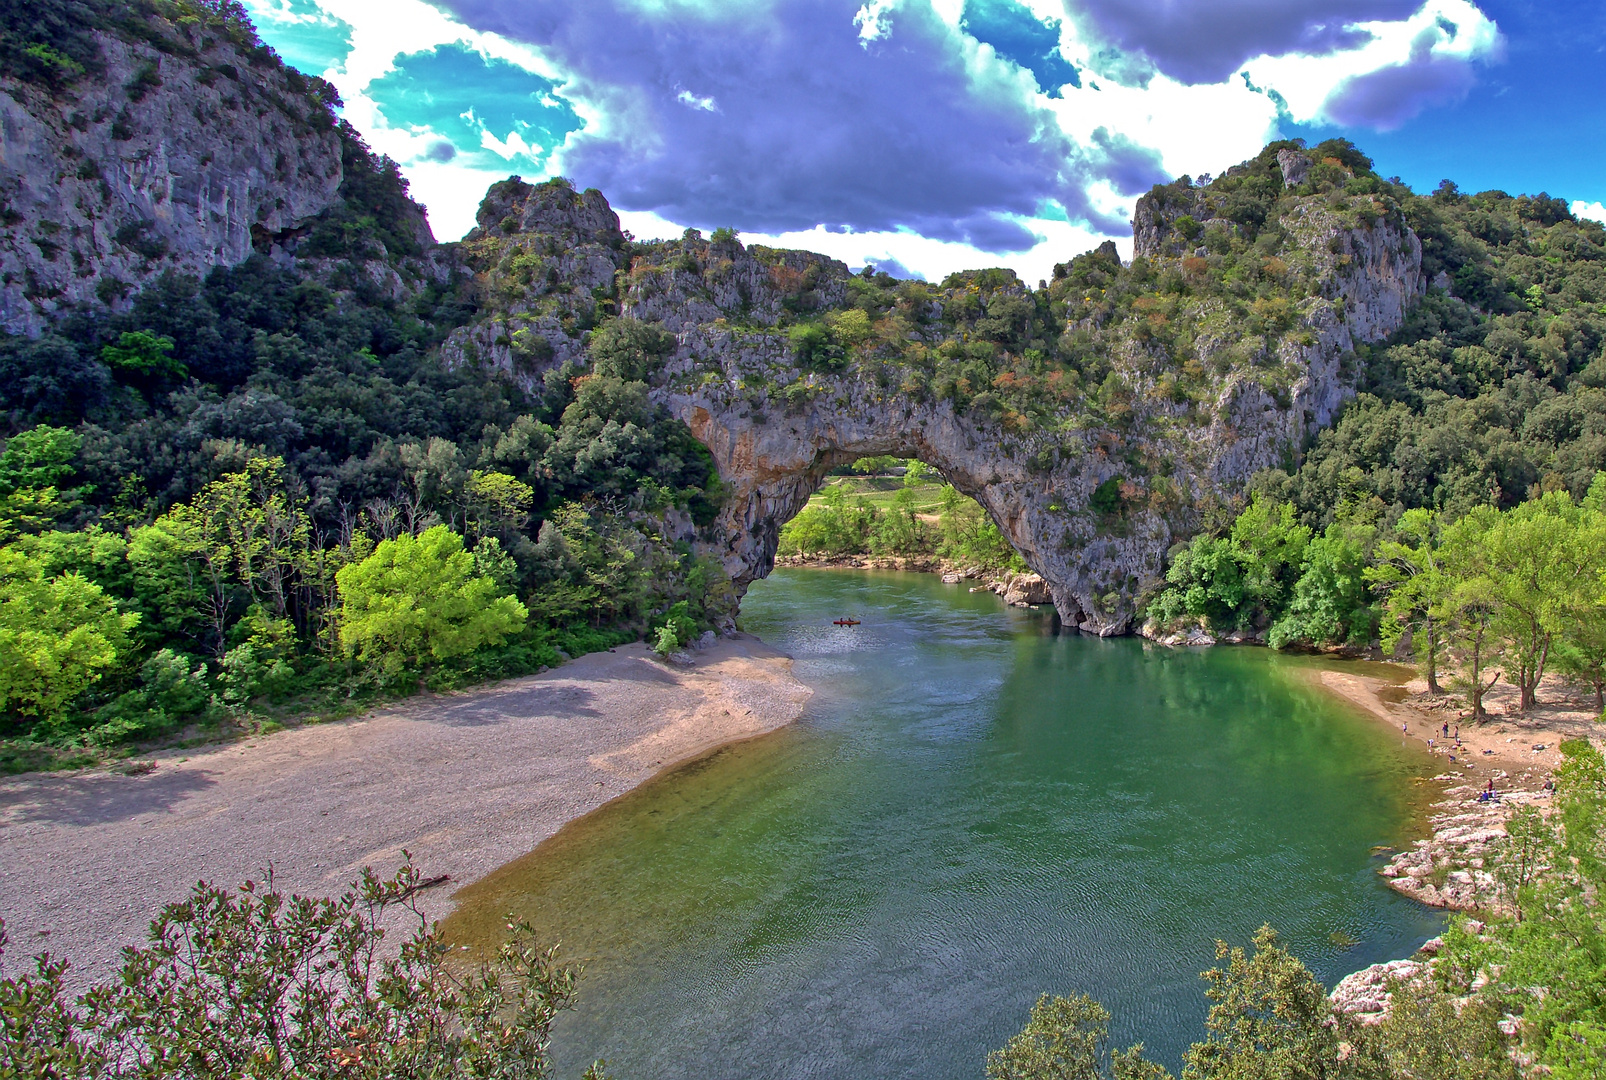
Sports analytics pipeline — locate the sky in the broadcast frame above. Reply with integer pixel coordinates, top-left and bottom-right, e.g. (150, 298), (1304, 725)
(243, 0), (1606, 282)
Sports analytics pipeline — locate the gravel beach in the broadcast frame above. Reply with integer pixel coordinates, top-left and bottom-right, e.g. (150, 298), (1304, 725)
(0, 634), (811, 983)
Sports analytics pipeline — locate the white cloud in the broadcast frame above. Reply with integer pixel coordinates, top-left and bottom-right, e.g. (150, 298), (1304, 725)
(1575, 201), (1606, 225)
(675, 89), (719, 111)
(1241, 0), (1500, 125)
(247, 0), (1504, 275)
(245, 0), (582, 240)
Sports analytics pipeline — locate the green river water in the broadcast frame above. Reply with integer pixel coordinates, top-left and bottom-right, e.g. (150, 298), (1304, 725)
(444, 569), (1444, 1079)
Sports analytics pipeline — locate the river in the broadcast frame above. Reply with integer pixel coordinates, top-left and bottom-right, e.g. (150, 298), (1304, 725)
(444, 568), (1444, 1078)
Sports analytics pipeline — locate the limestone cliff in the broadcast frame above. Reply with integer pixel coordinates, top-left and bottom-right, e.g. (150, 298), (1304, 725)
(0, 19), (349, 335)
(451, 161), (1425, 634)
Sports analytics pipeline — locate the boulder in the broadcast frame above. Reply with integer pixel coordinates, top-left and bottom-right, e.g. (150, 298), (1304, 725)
(1002, 573), (1052, 606)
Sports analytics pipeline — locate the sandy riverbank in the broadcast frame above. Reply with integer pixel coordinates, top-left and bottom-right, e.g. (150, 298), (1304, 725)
(0, 634), (811, 983)
(1312, 664), (1602, 911)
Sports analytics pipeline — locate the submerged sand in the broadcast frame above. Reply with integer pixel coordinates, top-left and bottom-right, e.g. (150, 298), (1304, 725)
(0, 634), (811, 983)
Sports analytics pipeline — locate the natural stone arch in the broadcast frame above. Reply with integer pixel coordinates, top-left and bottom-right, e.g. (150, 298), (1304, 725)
(659, 382), (1169, 636)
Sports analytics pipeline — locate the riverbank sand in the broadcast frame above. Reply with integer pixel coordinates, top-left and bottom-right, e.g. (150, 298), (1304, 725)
(0, 634), (811, 983)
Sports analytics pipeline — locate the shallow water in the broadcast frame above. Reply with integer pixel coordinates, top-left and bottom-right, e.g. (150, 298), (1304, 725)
(445, 569), (1443, 1078)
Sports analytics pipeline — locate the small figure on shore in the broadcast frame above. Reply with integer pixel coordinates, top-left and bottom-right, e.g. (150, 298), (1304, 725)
(1442, 721), (1450, 739)
(1453, 723), (1459, 739)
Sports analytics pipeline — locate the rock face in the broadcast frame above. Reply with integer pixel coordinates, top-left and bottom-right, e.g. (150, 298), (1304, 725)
(455, 179), (1426, 634)
(0, 29), (348, 335)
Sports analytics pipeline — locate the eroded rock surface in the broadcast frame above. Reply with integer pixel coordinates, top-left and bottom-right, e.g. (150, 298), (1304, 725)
(0, 30), (350, 335)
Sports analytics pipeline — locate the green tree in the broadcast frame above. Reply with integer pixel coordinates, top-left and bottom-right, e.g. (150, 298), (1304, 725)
(1268, 523), (1376, 649)
(0, 424), (85, 537)
(1448, 740), (1606, 1070)
(1367, 508), (1451, 691)
(937, 485), (1021, 570)
(1435, 510), (1503, 720)
(1550, 478), (1606, 712)
(0, 547), (138, 722)
(336, 525), (527, 677)
(1181, 926), (1339, 1080)
(989, 993), (1171, 1080)
(1229, 496), (1310, 625)
(99, 329), (184, 380)
(1479, 492), (1587, 712)
(1351, 979), (1516, 1080)
(870, 486), (929, 554)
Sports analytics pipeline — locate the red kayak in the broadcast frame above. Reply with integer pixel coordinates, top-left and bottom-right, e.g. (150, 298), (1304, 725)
(833, 619), (860, 626)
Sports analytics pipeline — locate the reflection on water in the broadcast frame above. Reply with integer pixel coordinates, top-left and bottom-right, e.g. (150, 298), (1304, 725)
(444, 570), (1443, 1079)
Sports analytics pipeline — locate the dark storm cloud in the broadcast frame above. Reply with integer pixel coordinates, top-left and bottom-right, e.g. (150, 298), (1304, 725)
(1068, 0), (1421, 84)
(436, 0), (1155, 249)
(1321, 30), (1481, 129)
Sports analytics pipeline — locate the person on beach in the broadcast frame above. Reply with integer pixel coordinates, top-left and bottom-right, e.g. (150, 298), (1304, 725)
(1443, 722), (1450, 739)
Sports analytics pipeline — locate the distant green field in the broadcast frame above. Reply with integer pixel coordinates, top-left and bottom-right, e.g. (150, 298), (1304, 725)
(803, 478), (947, 515)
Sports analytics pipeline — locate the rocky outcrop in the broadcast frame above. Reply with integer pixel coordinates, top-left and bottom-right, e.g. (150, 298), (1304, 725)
(1330, 947), (1437, 1025)
(0, 28), (350, 336)
(1378, 782), (1553, 913)
(441, 178), (630, 374)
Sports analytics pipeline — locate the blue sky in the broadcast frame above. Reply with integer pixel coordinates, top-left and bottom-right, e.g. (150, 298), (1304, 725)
(244, 0), (1605, 280)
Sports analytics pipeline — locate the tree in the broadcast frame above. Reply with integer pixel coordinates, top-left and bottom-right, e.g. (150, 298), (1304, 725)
(1437, 509), (1503, 721)
(1229, 496), (1310, 627)
(1550, 477), (1606, 712)
(336, 525), (527, 677)
(0, 548), (138, 722)
(99, 329), (184, 381)
(0, 424), (85, 537)
(1350, 979), (1516, 1080)
(870, 486), (929, 554)
(1268, 523), (1375, 649)
(1181, 926), (1339, 1080)
(1478, 492), (1585, 711)
(1367, 508), (1451, 691)
(989, 993), (1171, 1080)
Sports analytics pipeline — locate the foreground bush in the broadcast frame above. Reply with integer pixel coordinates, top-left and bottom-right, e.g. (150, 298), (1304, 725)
(0, 862), (605, 1079)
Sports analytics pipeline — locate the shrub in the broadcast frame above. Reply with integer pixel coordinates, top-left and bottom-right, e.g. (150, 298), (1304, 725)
(0, 863), (607, 1079)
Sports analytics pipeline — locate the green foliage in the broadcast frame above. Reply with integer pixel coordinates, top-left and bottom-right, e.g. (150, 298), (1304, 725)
(99, 330), (184, 381)
(790, 323), (841, 372)
(650, 600), (698, 657)
(0, 863), (604, 1078)
(1352, 982), (1516, 1080)
(1441, 739), (1606, 1073)
(0, 547), (137, 725)
(1266, 522), (1376, 649)
(1181, 925), (1340, 1080)
(336, 526), (528, 675)
(587, 317), (675, 381)
(1089, 478), (1123, 517)
(0, 424), (86, 537)
(1147, 496), (1309, 633)
(988, 993), (1169, 1080)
